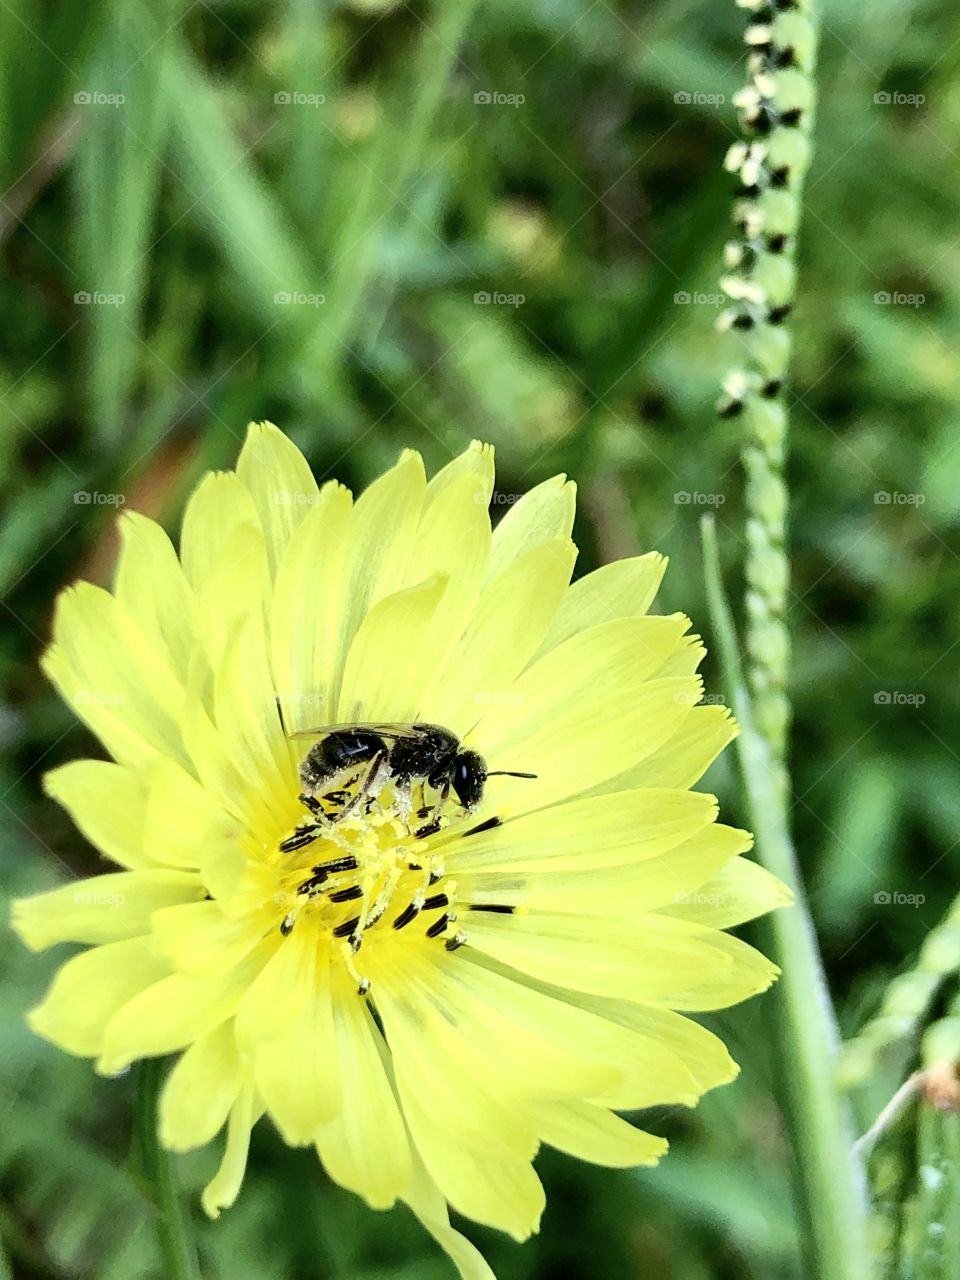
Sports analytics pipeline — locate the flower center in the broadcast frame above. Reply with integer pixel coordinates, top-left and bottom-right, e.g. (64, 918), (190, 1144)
(272, 767), (468, 988)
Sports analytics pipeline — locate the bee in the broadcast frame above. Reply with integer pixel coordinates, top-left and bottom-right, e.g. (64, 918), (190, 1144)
(281, 721), (535, 847)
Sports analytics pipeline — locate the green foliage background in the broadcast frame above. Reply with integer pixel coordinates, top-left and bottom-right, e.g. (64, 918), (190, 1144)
(1, 0), (957, 1276)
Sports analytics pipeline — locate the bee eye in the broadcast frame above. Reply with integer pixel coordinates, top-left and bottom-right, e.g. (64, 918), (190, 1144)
(452, 751), (485, 810)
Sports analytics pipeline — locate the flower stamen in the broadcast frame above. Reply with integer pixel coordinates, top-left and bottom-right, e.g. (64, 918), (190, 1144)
(272, 769), (476, 978)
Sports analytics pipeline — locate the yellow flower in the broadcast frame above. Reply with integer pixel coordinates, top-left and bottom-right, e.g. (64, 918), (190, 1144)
(13, 424), (788, 1278)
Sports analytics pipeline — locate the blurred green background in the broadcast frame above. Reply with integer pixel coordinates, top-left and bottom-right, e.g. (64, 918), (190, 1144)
(2, 0), (958, 1276)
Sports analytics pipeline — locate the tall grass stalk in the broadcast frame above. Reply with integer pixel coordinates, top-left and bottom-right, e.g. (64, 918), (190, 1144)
(705, 2), (872, 1275)
(702, 518), (870, 1279)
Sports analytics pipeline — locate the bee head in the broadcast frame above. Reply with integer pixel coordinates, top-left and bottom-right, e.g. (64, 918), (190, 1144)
(451, 750), (487, 811)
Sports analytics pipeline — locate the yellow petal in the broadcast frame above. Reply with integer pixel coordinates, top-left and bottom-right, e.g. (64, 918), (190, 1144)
(653, 927), (780, 1010)
(338, 448), (426, 643)
(43, 585), (187, 770)
(114, 512), (200, 682)
(142, 756), (240, 871)
(427, 537), (577, 735)
(424, 953), (700, 1111)
(425, 440), (494, 507)
(601, 704), (739, 792)
(406, 473), (492, 709)
(195, 520), (271, 670)
(562, 991), (739, 1096)
(403, 1152), (496, 1280)
(28, 938), (169, 1057)
(202, 1081), (260, 1218)
(451, 787), (717, 875)
(236, 421), (319, 576)
(534, 1100), (667, 1167)
(374, 962), (540, 1160)
(337, 574), (448, 722)
(179, 472), (270, 669)
(213, 614), (298, 834)
(43, 761), (149, 870)
(373, 950), (616, 1103)
(151, 900), (259, 977)
(159, 1020), (245, 1151)
(483, 673), (701, 817)
(653, 631), (706, 678)
(255, 953), (339, 1145)
(270, 482), (353, 733)
(142, 758), (248, 905)
(457, 822), (752, 915)
(98, 943), (269, 1073)
(179, 662), (251, 831)
(534, 552), (666, 659)
(478, 614), (692, 753)
(402, 1088), (544, 1241)
(12, 870), (202, 951)
(470, 613), (701, 814)
(314, 969), (412, 1208)
(463, 908), (775, 1008)
(234, 925), (317, 1048)
(659, 855), (792, 928)
(179, 470), (260, 595)
(486, 473), (575, 579)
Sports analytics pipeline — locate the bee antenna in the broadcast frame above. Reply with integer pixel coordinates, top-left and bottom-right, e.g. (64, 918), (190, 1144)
(486, 770), (537, 780)
(275, 696), (289, 736)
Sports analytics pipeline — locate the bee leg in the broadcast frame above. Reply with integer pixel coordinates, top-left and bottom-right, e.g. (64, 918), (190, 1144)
(299, 793), (325, 817)
(335, 751), (386, 822)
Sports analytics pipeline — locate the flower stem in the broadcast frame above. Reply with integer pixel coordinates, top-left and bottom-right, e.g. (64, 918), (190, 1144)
(701, 515), (871, 1280)
(133, 1060), (203, 1280)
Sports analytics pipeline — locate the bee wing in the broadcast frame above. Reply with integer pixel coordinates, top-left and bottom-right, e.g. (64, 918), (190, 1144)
(285, 721), (428, 741)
